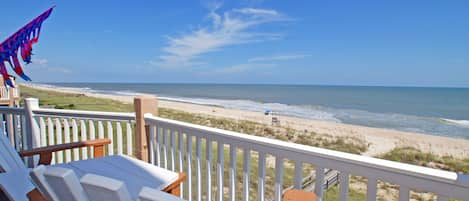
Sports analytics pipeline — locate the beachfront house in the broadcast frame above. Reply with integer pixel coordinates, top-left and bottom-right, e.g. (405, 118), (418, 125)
(0, 95), (468, 201)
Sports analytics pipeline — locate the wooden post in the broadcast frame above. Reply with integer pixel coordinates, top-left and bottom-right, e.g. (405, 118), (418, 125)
(134, 95), (158, 163)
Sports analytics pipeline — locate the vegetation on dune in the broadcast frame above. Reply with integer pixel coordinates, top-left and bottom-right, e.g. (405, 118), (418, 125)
(324, 186), (366, 201)
(379, 147), (469, 174)
(20, 85), (134, 112)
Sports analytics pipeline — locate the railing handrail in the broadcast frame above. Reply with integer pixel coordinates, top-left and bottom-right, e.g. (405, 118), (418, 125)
(0, 106), (25, 115)
(144, 115), (469, 190)
(33, 108), (135, 121)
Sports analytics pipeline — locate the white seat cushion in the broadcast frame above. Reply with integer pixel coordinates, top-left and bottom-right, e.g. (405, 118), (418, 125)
(80, 174), (132, 201)
(139, 187), (187, 201)
(53, 155), (179, 200)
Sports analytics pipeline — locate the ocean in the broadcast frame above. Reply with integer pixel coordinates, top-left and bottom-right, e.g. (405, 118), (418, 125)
(44, 83), (469, 139)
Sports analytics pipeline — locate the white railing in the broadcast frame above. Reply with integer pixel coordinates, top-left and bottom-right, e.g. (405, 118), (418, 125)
(144, 115), (469, 201)
(0, 86), (19, 100)
(32, 108), (135, 164)
(0, 107), (27, 151)
(0, 99), (136, 165)
(1, 97), (468, 200)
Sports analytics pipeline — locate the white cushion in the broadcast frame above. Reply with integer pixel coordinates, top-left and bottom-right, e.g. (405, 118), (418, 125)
(43, 166), (89, 201)
(139, 187), (186, 201)
(80, 174), (132, 201)
(53, 155), (179, 200)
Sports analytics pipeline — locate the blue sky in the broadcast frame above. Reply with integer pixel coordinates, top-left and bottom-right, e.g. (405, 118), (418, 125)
(1, 1), (468, 87)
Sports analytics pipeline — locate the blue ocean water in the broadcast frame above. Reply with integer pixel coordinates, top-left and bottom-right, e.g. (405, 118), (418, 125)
(46, 83), (469, 139)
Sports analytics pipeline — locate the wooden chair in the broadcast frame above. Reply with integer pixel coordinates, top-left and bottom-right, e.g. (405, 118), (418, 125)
(0, 132), (185, 201)
(0, 169), (36, 201)
(283, 189), (316, 201)
(41, 167), (185, 201)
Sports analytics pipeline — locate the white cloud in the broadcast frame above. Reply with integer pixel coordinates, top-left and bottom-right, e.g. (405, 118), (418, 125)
(46, 67), (72, 74)
(152, 7), (289, 68)
(233, 8), (278, 16)
(212, 63), (275, 74)
(31, 58), (49, 65)
(248, 54), (310, 62)
(209, 53), (307, 75)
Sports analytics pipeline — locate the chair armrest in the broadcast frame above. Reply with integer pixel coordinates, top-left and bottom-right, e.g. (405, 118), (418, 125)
(162, 172), (186, 196)
(19, 139), (111, 165)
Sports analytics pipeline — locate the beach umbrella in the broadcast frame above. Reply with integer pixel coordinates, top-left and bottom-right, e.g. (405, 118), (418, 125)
(0, 6), (55, 87)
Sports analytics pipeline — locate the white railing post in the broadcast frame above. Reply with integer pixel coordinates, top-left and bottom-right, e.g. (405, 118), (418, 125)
(23, 98), (40, 167)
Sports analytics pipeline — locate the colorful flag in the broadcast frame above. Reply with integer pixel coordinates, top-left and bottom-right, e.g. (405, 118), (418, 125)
(0, 6), (54, 87)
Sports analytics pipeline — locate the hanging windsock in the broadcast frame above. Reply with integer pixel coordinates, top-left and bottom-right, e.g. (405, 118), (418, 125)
(0, 6), (54, 87)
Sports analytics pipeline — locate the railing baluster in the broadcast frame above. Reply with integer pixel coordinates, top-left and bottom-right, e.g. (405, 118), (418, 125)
(5, 113), (13, 148)
(149, 126), (156, 165)
(206, 139), (212, 201)
(116, 122), (123, 155)
(170, 130), (176, 171)
(163, 129), (168, 169)
(274, 157), (284, 201)
(21, 115), (27, 151)
(186, 134), (193, 201)
(258, 152), (266, 201)
(39, 117), (46, 147)
(217, 141), (224, 201)
(89, 120), (95, 158)
(196, 136), (202, 201)
(63, 119), (71, 163)
(366, 178), (377, 201)
(229, 145), (236, 201)
(47, 117), (55, 164)
(243, 148), (250, 201)
(98, 121), (105, 158)
(0, 115), (5, 137)
(0, 115), (4, 137)
(156, 127), (161, 166)
(178, 131), (184, 198)
(107, 121), (114, 155)
(13, 115), (20, 150)
(126, 122), (132, 155)
(294, 161), (302, 189)
(72, 119), (79, 161)
(339, 171), (349, 201)
(98, 121), (104, 139)
(80, 120), (87, 160)
(314, 166), (325, 200)
(55, 119), (63, 164)
(398, 186), (409, 201)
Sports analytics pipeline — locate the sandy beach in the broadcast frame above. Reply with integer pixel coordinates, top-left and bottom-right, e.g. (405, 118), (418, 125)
(22, 83), (469, 158)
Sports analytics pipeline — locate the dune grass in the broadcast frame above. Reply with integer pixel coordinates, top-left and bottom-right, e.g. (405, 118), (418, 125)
(379, 147), (469, 174)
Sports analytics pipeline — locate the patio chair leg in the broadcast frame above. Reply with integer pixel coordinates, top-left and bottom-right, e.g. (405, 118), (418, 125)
(27, 188), (48, 201)
(93, 144), (105, 158)
(38, 153), (53, 165)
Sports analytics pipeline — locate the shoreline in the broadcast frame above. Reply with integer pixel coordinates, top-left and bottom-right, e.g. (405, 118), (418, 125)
(21, 83), (469, 158)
